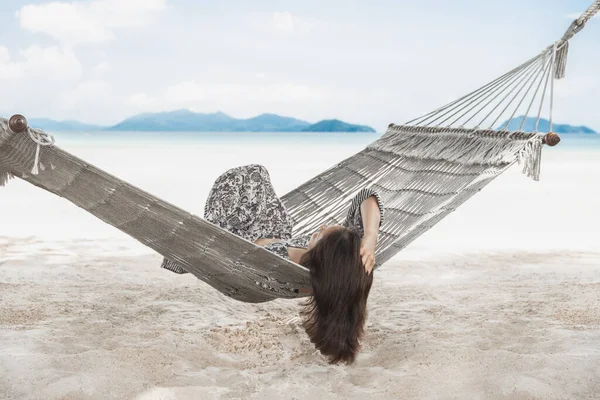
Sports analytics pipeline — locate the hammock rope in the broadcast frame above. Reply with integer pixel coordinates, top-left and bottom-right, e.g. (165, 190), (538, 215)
(554, 0), (600, 79)
(1, 1), (598, 303)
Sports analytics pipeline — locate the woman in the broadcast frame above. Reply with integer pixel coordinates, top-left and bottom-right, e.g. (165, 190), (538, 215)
(161, 164), (384, 364)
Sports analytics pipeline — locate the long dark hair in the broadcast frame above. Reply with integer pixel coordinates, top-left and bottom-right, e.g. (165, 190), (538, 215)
(299, 227), (373, 364)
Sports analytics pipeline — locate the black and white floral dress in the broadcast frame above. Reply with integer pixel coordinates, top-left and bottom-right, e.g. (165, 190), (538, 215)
(161, 164), (384, 274)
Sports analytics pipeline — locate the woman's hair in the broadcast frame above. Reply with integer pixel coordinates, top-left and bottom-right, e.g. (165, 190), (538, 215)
(299, 227), (373, 364)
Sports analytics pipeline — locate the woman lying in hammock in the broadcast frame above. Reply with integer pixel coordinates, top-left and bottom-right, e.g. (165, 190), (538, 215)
(161, 164), (384, 364)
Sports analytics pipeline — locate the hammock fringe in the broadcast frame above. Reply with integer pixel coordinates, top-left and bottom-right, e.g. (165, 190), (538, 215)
(0, 170), (13, 187)
(368, 125), (545, 180)
(517, 136), (544, 181)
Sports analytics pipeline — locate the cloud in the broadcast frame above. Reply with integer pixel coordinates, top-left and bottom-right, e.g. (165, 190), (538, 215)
(554, 75), (598, 99)
(127, 92), (157, 108)
(117, 81), (332, 121)
(271, 11), (312, 34)
(17, 0), (167, 45)
(164, 81), (328, 105)
(0, 45), (82, 81)
(0, 45), (87, 122)
(0, 47), (10, 63)
(58, 80), (109, 110)
(0, 47), (25, 79)
(246, 11), (312, 35)
(91, 61), (110, 76)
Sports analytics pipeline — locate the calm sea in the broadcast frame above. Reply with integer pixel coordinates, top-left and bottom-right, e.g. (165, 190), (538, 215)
(2, 130), (597, 245)
(51, 131), (600, 150)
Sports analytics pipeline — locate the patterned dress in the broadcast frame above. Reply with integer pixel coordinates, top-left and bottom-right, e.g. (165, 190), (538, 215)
(161, 164), (384, 274)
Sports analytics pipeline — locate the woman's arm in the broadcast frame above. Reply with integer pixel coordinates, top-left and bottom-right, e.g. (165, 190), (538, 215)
(287, 247), (308, 264)
(255, 238), (307, 264)
(361, 196), (381, 239)
(360, 196), (381, 274)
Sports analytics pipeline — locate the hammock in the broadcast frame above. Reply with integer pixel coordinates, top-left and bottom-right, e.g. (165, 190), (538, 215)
(1, 2), (598, 303)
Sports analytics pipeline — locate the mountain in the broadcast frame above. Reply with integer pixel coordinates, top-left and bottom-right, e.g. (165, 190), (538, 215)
(235, 113), (310, 132)
(28, 118), (104, 132)
(107, 110), (235, 131)
(499, 116), (598, 134)
(19, 110), (376, 132)
(106, 110), (373, 132)
(303, 119), (376, 133)
(19, 112), (598, 134)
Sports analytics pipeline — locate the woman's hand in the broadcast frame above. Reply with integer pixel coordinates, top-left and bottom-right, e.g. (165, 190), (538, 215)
(360, 233), (377, 275)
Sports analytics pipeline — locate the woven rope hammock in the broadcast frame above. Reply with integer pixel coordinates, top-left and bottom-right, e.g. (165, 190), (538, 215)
(1, 2), (598, 303)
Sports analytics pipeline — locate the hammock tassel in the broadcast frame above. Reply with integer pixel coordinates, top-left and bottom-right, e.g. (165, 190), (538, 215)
(517, 136), (544, 181)
(554, 41), (569, 79)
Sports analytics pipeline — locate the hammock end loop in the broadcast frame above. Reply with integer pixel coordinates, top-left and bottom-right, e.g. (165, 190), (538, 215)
(543, 132), (561, 147)
(1, 114), (29, 186)
(3, 114), (56, 177)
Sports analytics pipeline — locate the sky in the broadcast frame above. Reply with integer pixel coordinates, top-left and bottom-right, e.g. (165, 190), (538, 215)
(0, 0), (598, 131)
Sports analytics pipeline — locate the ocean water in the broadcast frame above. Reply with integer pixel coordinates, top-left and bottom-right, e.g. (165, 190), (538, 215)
(53, 130), (382, 146)
(53, 130), (600, 145)
(1, 131), (599, 255)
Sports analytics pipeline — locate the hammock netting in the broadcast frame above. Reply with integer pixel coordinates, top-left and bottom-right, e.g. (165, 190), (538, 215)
(1, 1), (598, 303)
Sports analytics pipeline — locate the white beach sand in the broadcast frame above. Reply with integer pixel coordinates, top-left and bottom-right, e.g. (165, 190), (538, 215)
(1, 138), (599, 399)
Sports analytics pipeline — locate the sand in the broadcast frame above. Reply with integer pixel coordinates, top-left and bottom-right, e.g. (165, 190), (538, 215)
(1, 139), (599, 399)
(1, 239), (599, 399)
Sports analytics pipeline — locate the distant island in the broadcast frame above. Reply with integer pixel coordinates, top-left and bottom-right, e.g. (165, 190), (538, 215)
(302, 119), (375, 132)
(499, 116), (598, 135)
(20, 112), (598, 134)
(26, 118), (105, 133)
(27, 110), (377, 133)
